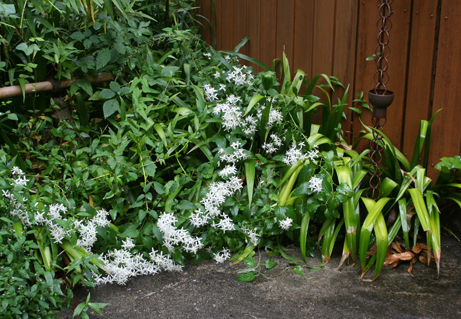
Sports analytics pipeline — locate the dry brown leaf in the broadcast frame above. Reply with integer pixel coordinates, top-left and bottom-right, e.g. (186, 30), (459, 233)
(366, 243), (377, 257)
(391, 241), (404, 253)
(407, 255), (418, 276)
(412, 242), (429, 254)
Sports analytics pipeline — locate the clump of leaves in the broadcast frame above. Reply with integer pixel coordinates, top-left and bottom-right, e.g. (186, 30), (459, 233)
(0, 219), (68, 318)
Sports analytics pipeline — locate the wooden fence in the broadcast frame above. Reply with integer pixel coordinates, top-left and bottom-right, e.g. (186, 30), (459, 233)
(197, 0), (461, 177)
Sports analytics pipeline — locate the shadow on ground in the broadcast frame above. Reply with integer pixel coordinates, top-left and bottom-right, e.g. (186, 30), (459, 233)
(57, 236), (461, 319)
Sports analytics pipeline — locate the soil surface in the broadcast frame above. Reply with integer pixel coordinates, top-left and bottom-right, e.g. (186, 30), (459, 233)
(57, 235), (461, 319)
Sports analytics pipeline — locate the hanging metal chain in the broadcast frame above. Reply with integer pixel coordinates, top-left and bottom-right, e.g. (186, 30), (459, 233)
(367, 0), (393, 200)
(367, 117), (386, 199)
(373, 0), (393, 94)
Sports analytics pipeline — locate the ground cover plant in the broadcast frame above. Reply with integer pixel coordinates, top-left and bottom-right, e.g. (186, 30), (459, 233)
(1, 0), (461, 317)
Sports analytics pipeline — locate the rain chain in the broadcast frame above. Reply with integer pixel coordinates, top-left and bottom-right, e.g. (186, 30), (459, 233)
(367, 0), (395, 199)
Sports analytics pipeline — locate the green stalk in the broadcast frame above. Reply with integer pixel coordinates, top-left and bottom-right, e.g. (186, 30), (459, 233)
(372, 213), (388, 280)
(244, 159), (256, 207)
(278, 164), (303, 206)
(300, 209), (311, 263)
(359, 197), (391, 273)
(335, 166), (357, 266)
(398, 198), (411, 249)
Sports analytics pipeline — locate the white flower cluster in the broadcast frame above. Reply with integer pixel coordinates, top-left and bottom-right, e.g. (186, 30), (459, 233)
(93, 245), (184, 286)
(203, 83), (218, 102)
(218, 141), (249, 165)
(279, 217), (293, 230)
(262, 134), (284, 154)
(213, 248), (231, 263)
(219, 164), (237, 178)
(34, 204), (71, 244)
(3, 167), (31, 226)
(226, 66), (254, 87)
(189, 176), (242, 233)
(157, 212), (204, 254)
(309, 176), (323, 193)
(283, 142), (308, 166)
(93, 249), (160, 285)
(255, 101), (283, 129)
(242, 227), (261, 245)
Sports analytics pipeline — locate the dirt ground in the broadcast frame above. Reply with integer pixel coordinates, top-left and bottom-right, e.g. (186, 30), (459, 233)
(57, 235), (461, 319)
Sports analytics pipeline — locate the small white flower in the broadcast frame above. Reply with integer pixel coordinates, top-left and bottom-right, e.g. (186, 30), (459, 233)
(219, 164), (237, 178)
(213, 248), (231, 263)
(309, 176), (323, 193)
(279, 217), (293, 230)
(122, 237), (136, 250)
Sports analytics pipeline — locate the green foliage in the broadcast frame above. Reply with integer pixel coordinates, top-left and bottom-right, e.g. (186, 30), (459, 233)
(0, 219), (67, 318)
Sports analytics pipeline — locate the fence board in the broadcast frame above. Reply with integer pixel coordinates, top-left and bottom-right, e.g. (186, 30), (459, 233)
(402, 1), (438, 165)
(311, 0), (336, 125)
(293, 0), (314, 79)
(214, 0), (222, 50)
(259, 0), (278, 69)
(246, 0), (261, 72)
(233, 0), (247, 55)
(332, 0), (359, 145)
(220, 1), (234, 51)
(276, 0), (295, 72)
(197, 0), (212, 45)
(429, 0), (461, 174)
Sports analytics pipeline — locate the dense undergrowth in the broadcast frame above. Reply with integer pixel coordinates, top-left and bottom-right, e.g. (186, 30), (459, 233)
(1, 1), (461, 318)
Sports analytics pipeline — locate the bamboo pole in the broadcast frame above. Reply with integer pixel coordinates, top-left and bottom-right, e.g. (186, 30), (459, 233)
(0, 72), (117, 100)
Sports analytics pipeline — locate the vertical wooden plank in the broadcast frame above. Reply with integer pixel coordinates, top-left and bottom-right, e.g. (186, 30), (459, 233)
(220, 0), (235, 51)
(276, 0), (295, 75)
(352, 1), (377, 145)
(429, 0), (461, 173)
(246, 0), (261, 72)
(332, 0), (359, 145)
(353, 1), (412, 151)
(213, 0), (223, 50)
(402, 1), (438, 166)
(312, 0), (335, 77)
(233, 0), (247, 56)
(197, 0), (212, 45)
(311, 0), (336, 124)
(259, 0), (278, 69)
(293, 0), (314, 79)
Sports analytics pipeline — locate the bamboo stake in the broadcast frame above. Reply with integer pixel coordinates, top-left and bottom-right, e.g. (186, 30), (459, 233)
(0, 72), (117, 100)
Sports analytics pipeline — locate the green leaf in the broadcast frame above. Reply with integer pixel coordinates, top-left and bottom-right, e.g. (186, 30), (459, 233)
(243, 257), (257, 267)
(293, 265), (304, 276)
(103, 99), (120, 118)
(154, 182), (165, 195)
(177, 200), (196, 210)
(244, 94), (264, 116)
(120, 224), (139, 239)
(109, 81), (121, 93)
(144, 161), (157, 177)
(265, 260), (277, 270)
(73, 303), (86, 317)
(235, 271), (255, 282)
(96, 48), (111, 70)
(244, 159), (256, 207)
(100, 89), (116, 99)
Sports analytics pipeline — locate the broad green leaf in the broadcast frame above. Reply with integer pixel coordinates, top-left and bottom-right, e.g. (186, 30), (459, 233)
(293, 265), (304, 276)
(100, 89), (116, 99)
(103, 99), (119, 118)
(96, 48), (111, 70)
(265, 260), (277, 270)
(235, 272), (255, 282)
